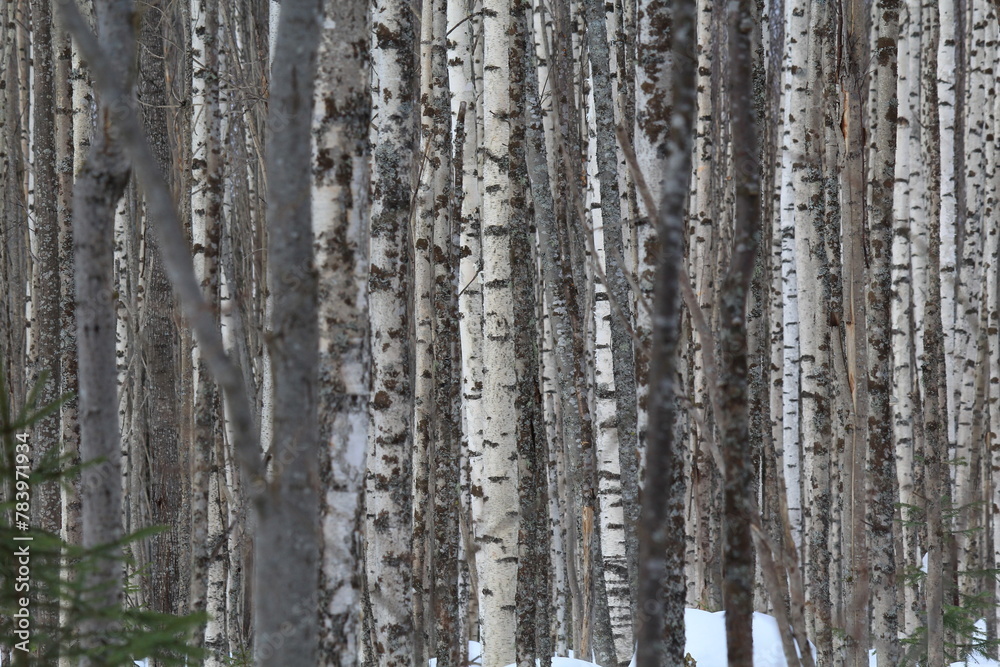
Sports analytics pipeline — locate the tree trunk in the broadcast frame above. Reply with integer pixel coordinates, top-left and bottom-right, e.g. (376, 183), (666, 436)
(920, 2), (946, 660)
(866, 0), (901, 661)
(53, 8), (80, 665)
(719, 0), (760, 662)
(890, 0), (922, 638)
(365, 0), (419, 660)
(137, 0), (186, 622)
(475, 0), (520, 662)
(255, 0), (323, 662)
(312, 0), (371, 662)
(634, 0), (695, 662)
(65, 0), (135, 660)
(580, 1), (639, 651)
(27, 0), (62, 656)
(838, 0), (872, 659)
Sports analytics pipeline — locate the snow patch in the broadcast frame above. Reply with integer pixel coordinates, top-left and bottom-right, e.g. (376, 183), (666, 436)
(433, 609), (816, 667)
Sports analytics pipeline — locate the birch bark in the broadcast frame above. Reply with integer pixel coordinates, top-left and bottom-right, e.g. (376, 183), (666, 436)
(476, 0), (520, 660)
(189, 0), (225, 657)
(522, 4), (591, 656)
(988, 90), (1000, 667)
(952, 0), (987, 601)
(891, 0), (921, 637)
(867, 0), (901, 661)
(777, 0), (808, 551)
(449, 0), (487, 614)
(920, 9), (947, 653)
(938, 0), (959, 449)
(987, 8), (1000, 647)
(581, 2), (639, 626)
(633, 0), (669, 488)
(30, 0), (62, 536)
(365, 0), (418, 660)
(312, 0), (371, 661)
(448, 0), (483, 645)
(509, 15), (551, 665)
(794, 0), (834, 649)
(411, 0), (439, 655)
(587, 150), (632, 666)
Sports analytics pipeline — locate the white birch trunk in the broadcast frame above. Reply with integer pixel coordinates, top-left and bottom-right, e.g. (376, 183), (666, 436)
(541, 293), (570, 654)
(632, 0), (673, 488)
(475, 0), (520, 662)
(987, 15), (1000, 636)
(313, 0), (371, 659)
(796, 0), (836, 641)
(892, 0), (924, 636)
(683, 0), (716, 603)
(777, 0), (808, 551)
(268, 0), (280, 65)
(450, 0), (487, 550)
(586, 84), (632, 664)
(938, 0), (959, 450)
(366, 0), (418, 661)
(218, 267), (245, 663)
(203, 454), (228, 665)
(410, 5), (439, 656)
(953, 0), (989, 601)
(449, 0), (482, 648)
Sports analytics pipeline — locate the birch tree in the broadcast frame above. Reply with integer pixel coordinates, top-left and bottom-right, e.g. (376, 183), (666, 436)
(312, 0), (371, 661)
(475, 0), (520, 662)
(188, 0), (224, 657)
(890, 0), (922, 636)
(3, 0), (997, 663)
(866, 0), (901, 661)
(920, 5), (947, 655)
(582, 0), (639, 631)
(509, 12), (551, 666)
(776, 0), (806, 551)
(365, 0), (418, 661)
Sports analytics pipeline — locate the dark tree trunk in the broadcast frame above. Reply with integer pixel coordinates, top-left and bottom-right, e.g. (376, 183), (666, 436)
(136, 0), (186, 623)
(719, 0), (761, 663)
(29, 0), (62, 652)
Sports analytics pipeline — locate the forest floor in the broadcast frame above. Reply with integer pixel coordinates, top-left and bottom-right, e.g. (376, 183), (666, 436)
(423, 608), (1000, 667)
(130, 610), (1000, 667)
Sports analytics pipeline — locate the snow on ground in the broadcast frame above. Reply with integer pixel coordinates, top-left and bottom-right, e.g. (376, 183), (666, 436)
(950, 655), (1000, 667)
(435, 609), (996, 667)
(451, 608), (817, 667)
(652, 608), (815, 667)
(132, 610), (1000, 667)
